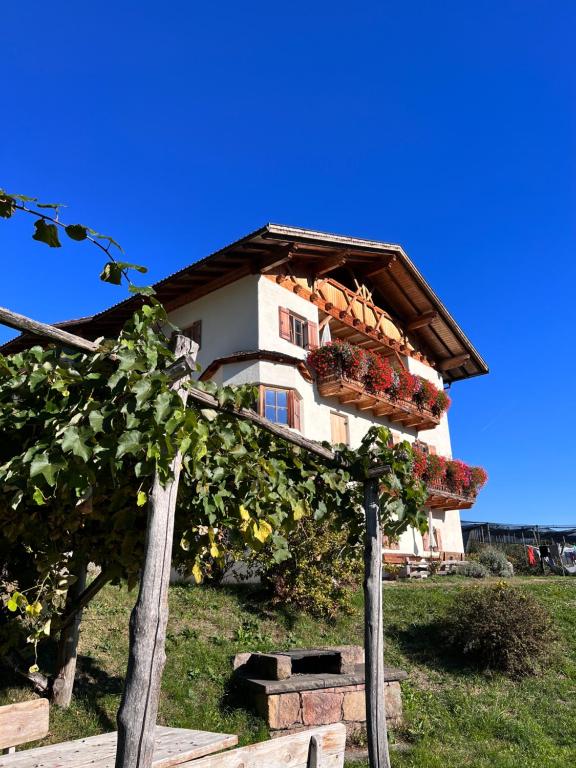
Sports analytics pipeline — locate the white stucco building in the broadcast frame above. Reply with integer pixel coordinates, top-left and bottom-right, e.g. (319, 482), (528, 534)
(4, 224), (488, 560)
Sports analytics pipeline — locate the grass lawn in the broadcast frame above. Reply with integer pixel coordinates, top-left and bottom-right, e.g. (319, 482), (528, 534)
(1, 576), (575, 767)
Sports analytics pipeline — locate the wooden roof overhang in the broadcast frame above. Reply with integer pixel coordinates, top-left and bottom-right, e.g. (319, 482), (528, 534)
(0, 224), (488, 383)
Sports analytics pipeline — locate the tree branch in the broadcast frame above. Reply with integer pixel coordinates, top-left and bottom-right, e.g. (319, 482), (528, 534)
(56, 569), (112, 631)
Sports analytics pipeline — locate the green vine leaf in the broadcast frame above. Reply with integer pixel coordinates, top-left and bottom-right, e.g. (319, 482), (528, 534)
(100, 261), (123, 285)
(37, 202), (65, 210)
(0, 194), (16, 219)
(29, 453), (59, 486)
(117, 261), (148, 274)
(87, 229), (124, 252)
(32, 219), (61, 248)
(65, 224), (88, 241)
(128, 284), (155, 296)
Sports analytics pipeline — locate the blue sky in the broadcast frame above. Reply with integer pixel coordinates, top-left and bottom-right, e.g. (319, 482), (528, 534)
(1, 2), (574, 524)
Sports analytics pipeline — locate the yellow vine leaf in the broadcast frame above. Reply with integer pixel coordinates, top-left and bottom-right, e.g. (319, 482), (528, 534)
(192, 561), (203, 584)
(253, 519), (272, 543)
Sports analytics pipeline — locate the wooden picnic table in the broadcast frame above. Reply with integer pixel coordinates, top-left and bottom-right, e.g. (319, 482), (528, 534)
(0, 726), (237, 768)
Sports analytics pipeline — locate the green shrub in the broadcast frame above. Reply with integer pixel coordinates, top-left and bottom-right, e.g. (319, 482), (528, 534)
(467, 542), (537, 575)
(251, 515), (363, 618)
(442, 582), (555, 677)
(461, 561), (488, 578)
(478, 547), (513, 577)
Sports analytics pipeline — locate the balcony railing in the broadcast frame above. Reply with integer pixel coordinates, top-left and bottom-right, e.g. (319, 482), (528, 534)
(317, 371), (440, 431)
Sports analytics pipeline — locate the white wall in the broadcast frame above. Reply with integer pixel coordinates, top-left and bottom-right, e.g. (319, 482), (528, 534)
(406, 355), (453, 458)
(168, 275), (259, 372)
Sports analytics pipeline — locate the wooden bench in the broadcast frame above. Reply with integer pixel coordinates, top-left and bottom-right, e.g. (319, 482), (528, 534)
(0, 698), (345, 768)
(0, 699), (49, 755)
(181, 724), (346, 768)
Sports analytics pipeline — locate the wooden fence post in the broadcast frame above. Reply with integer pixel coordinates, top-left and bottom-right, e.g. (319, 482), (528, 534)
(115, 334), (197, 768)
(363, 477), (391, 768)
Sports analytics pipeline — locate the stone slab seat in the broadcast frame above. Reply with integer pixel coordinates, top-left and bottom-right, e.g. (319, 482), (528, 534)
(179, 724), (346, 768)
(237, 663), (408, 695)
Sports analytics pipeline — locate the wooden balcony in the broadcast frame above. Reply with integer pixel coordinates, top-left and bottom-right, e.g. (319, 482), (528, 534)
(317, 372), (440, 431)
(425, 479), (477, 510)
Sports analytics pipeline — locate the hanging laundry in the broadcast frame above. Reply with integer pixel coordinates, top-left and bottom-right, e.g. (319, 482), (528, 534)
(527, 546), (539, 566)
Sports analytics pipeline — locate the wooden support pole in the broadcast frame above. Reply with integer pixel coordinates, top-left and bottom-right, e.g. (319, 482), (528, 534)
(115, 334), (197, 768)
(51, 557), (88, 708)
(363, 478), (391, 768)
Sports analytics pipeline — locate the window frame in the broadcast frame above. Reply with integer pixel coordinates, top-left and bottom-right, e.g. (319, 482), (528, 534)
(289, 311), (308, 349)
(259, 385), (302, 431)
(278, 307), (319, 350)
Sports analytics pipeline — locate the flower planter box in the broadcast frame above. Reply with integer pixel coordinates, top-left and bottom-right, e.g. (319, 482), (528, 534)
(317, 372), (440, 431)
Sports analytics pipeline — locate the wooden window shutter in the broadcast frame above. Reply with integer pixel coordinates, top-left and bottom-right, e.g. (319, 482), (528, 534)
(191, 320), (202, 349)
(279, 307), (291, 340)
(330, 412), (348, 445)
(307, 321), (319, 350)
(422, 532), (430, 551)
(288, 391), (301, 431)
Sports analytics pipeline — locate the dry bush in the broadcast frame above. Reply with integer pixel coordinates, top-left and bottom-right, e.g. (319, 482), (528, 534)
(442, 582), (555, 677)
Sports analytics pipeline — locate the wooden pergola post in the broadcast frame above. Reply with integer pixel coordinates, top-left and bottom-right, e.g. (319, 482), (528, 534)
(115, 334), (197, 768)
(363, 475), (391, 768)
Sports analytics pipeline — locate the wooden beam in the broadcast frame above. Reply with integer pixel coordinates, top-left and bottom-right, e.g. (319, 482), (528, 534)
(339, 393), (362, 405)
(364, 255), (397, 279)
(258, 245), (295, 274)
(0, 306), (101, 355)
(439, 353), (470, 371)
(406, 311), (438, 332)
(310, 251), (348, 277)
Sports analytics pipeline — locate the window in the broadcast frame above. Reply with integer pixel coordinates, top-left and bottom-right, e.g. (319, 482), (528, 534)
(260, 386), (301, 431)
(264, 388), (289, 425)
(182, 320), (202, 349)
(290, 313), (307, 348)
(278, 307), (319, 350)
(330, 412), (349, 446)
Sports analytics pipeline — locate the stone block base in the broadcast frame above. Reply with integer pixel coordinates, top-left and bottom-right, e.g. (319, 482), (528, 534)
(256, 681), (403, 733)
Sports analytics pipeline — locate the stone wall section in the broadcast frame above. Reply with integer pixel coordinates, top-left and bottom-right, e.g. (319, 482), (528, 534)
(255, 681), (403, 735)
